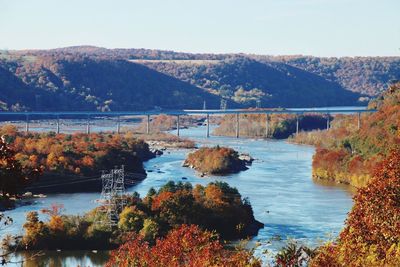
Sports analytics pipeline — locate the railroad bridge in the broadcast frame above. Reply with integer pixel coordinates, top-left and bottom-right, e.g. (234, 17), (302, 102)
(0, 107), (376, 138)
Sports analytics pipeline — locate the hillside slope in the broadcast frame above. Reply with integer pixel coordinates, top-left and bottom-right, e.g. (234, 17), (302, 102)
(2, 47), (399, 110)
(0, 55), (221, 111)
(267, 56), (400, 96)
(11, 46), (399, 97)
(141, 57), (361, 107)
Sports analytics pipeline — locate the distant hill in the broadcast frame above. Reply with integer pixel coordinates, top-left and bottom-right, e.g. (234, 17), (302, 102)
(139, 57), (360, 107)
(260, 56), (400, 96)
(0, 55), (221, 111)
(0, 46), (398, 111)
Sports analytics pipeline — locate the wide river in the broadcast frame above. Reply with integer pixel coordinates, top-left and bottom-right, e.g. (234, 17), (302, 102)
(3, 125), (354, 266)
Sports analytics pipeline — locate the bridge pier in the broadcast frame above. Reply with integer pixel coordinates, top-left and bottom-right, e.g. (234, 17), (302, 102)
(86, 115), (90, 134)
(116, 116), (121, 134)
(357, 112), (361, 130)
(296, 115), (299, 135)
(326, 114), (330, 130)
(235, 113), (240, 138)
(206, 114), (210, 138)
(25, 115), (29, 133)
(146, 115), (150, 134)
(56, 116), (60, 134)
(265, 114), (269, 138)
(176, 115), (180, 137)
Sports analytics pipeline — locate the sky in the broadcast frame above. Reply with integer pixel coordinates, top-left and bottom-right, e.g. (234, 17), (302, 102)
(0, 0), (399, 57)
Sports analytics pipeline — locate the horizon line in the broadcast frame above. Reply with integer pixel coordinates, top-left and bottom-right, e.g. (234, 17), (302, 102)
(1, 45), (399, 59)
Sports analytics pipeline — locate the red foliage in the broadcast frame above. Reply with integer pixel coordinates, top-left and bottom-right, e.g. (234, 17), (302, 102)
(311, 150), (400, 266)
(106, 224), (260, 267)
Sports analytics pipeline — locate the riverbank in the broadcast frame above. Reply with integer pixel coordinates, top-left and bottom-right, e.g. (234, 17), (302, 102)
(4, 181), (263, 255)
(2, 125), (354, 266)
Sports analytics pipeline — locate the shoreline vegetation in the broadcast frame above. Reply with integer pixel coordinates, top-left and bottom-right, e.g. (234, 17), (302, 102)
(183, 146), (252, 176)
(213, 113), (329, 139)
(290, 82), (400, 187)
(4, 181), (263, 252)
(0, 124), (196, 204)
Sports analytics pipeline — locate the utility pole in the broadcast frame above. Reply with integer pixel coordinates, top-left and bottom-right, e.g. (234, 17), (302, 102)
(220, 99), (227, 110)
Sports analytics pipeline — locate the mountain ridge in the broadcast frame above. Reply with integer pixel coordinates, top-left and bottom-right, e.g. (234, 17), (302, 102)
(1, 46), (398, 111)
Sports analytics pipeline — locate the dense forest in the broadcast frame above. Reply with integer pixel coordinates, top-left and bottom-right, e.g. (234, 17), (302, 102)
(266, 55), (400, 96)
(141, 57), (361, 107)
(1, 46), (398, 111)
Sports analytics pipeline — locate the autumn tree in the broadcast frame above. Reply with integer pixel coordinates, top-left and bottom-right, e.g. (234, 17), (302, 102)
(0, 136), (40, 198)
(311, 150), (400, 266)
(106, 224), (261, 267)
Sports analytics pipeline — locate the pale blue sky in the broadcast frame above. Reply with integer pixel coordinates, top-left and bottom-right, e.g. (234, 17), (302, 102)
(0, 0), (399, 56)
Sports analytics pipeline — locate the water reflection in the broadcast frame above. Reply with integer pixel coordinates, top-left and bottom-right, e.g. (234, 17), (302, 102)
(11, 250), (109, 267)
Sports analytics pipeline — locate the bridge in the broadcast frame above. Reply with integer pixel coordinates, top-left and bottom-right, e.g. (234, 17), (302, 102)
(0, 107), (376, 138)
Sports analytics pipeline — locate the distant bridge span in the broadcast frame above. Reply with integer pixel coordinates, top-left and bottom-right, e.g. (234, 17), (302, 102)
(0, 107), (377, 138)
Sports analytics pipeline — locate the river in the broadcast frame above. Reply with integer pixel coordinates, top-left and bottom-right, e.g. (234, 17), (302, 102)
(2, 125), (353, 266)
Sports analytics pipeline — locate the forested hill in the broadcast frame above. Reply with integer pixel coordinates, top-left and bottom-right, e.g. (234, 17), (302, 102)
(261, 56), (400, 96)
(15, 46), (399, 96)
(0, 55), (221, 111)
(139, 57), (360, 107)
(0, 46), (398, 111)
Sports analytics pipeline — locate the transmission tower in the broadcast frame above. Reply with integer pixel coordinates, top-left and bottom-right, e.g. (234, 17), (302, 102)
(256, 99), (261, 108)
(220, 99), (227, 110)
(99, 165), (126, 227)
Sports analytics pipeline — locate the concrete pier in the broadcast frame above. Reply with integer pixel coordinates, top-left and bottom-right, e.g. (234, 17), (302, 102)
(146, 115), (150, 134)
(176, 115), (180, 137)
(326, 114), (330, 130)
(56, 116), (60, 134)
(206, 114), (210, 138)
(235, 113), (240, 138)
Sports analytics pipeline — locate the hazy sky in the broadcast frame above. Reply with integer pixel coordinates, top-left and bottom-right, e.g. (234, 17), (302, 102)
(1, 0), (399, 56)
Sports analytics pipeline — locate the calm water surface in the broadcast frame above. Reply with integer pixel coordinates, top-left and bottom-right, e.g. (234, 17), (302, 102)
(3, 125), (353, 266)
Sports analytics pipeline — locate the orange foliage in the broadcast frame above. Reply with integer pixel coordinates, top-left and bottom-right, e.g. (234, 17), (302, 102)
(298, 82), (400, 186)
(0, 126), (153, 178)
(311, 150), (400, 266)
(184, 146), (247, 175)
(151, 191), (174, 211)
(106, 224), (261, 267)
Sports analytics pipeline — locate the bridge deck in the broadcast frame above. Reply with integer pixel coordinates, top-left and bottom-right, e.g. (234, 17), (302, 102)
(0, 108), (376, 117)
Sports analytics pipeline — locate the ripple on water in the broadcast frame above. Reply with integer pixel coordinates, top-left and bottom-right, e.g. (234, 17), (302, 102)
(3, 125), (353, 265)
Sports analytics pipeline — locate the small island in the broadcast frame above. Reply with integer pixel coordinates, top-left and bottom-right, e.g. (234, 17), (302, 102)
(183, 146), (252, 175)
(5, 181), (264, 252)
